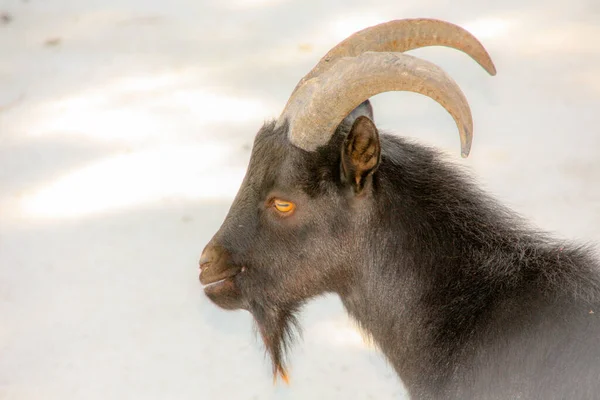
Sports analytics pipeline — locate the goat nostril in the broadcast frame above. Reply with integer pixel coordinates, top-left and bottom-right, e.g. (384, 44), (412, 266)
(199, 255), (211, 270)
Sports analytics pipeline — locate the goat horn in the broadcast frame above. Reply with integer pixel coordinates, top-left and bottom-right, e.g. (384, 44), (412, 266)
(291, 18), (496, 95)
(279, 52), (475, 157)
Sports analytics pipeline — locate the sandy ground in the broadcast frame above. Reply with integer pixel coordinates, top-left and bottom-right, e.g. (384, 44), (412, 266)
(1, 0), (599, 399)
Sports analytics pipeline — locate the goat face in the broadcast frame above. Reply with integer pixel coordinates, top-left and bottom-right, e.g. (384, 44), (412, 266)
(199, 107), (380, 377)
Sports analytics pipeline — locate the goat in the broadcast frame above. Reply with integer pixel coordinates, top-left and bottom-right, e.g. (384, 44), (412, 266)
(198, 19), (600, 399)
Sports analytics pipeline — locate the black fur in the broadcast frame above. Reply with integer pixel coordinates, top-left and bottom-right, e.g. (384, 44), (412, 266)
(200, 114), (600, 399)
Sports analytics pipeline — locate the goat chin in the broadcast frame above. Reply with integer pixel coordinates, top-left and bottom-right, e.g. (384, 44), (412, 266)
(203, 277), (244, 311)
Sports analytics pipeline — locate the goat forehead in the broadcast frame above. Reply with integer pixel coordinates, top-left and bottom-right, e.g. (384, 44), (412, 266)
(246, 128), (307, 190)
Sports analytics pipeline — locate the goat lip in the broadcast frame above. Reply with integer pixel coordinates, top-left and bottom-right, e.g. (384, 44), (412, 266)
(199, 267), (241, 286)
(203, 277), (229, 288)
(203, 277), (233, 292)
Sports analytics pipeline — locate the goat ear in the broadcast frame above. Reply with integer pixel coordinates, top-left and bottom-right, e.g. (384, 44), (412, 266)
(341, 115), (381, 194)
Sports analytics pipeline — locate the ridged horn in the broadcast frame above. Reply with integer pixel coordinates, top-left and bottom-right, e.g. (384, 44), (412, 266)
(290, 18), (496, 95)
(279, 51), (475, 157)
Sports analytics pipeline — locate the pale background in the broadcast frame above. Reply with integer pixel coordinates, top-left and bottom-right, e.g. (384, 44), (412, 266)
(1, 0), (599, 399)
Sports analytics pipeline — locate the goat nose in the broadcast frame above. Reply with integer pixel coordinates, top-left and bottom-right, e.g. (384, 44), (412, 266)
(199, 244), (229, 271)
(199, 245), (220, 270)
(199, 254), (211, 270)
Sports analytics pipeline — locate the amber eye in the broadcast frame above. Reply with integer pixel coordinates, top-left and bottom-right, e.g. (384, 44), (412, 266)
(273, 199), (296, 214)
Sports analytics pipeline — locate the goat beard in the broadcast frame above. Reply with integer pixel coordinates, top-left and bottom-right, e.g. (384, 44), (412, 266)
(249, 301), (302, 385)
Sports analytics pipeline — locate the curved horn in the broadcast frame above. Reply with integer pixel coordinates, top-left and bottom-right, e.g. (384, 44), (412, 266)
(291, 18), (496, 95)
(279, 52), (475, 157)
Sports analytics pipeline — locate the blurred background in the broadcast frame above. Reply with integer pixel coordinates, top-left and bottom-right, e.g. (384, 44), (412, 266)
(1, 0), (599, 399)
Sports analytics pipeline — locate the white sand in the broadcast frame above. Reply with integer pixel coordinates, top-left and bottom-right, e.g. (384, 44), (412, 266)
(1, 0), (599, 398)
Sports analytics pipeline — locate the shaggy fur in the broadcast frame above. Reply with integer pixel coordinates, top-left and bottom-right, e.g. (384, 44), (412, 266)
(199, 108), (600, 399)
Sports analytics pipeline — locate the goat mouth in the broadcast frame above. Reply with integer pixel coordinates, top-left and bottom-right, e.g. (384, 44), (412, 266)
(203, 276), (234, 292)
(200, 267), (240, 292)
(199, 265), (244, 310)
(199, 266), (241, 286)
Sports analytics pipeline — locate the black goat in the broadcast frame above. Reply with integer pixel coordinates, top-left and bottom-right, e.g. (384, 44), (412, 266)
(198, 19), (600, 399)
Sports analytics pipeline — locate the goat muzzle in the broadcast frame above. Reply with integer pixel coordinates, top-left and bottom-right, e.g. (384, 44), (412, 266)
(199, 245), (240, 285)
(199, 244), (245, 310)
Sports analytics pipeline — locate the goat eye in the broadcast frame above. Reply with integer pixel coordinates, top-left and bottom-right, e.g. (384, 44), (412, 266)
(273, 199), (296, 214)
